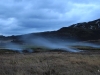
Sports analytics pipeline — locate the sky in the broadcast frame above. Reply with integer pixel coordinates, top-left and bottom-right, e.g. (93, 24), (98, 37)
(0, 0), (100, 36)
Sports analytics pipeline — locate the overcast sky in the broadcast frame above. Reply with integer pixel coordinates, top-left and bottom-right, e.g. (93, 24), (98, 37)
(0, 0), (100, 35)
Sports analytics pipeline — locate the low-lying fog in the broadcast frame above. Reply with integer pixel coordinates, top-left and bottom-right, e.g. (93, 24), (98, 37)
(0, 35), (100, 53)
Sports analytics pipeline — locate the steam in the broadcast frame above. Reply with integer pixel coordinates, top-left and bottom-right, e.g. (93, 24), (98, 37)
(71, 42), (100, 48)
(0, 35), (100, 53)
(0, 42), (34, 53)
(4, 43), (23, 53)
(21, 35), (82, 52)
(21, 35), (100, 52)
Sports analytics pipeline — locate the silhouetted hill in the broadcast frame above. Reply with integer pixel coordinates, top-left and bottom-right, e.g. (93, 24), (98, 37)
(1, 18), (100, 43)
(57, 19), (100, 40)
(69, 19), (100, 30)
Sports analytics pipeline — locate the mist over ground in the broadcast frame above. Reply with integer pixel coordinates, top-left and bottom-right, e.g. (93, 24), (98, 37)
(0, 34), (100, 53)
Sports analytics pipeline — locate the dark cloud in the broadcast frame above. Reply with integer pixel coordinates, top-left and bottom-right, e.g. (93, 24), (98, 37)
(0, 0), (100, 35)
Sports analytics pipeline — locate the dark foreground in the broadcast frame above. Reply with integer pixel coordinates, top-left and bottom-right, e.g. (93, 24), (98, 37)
(0, 51), (100, 75)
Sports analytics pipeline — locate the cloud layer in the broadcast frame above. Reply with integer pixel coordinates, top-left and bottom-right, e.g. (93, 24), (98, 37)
(0, 0), (100, 35)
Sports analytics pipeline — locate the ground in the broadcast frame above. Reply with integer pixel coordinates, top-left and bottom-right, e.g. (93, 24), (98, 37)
(0, 52), (100, 75)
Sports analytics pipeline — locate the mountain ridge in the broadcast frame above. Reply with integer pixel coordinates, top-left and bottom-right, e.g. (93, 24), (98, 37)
(69, 19), (100, 30)
(0, 18), (100, 42)
(56, 18), (100, 40)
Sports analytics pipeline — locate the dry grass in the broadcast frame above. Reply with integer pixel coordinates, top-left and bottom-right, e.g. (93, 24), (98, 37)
(0, 52), (100, 75)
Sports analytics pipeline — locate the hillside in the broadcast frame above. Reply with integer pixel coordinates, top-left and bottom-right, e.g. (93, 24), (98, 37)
(30, 18), (100, 41)
(57, 19), (100, 41)
(69, 19), (100, 30)
(0, 19), (100, 42)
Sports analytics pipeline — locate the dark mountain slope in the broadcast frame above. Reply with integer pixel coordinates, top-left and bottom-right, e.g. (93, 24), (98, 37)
(69, 19), (100, 30)
(57, 19), (100, 41)
(1, 19), (100, 42)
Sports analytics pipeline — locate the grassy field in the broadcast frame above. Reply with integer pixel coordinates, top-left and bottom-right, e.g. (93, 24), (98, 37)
(0, 52), (100, 75)
(1, 45), (100, 54)
(0, 45), (100, 75)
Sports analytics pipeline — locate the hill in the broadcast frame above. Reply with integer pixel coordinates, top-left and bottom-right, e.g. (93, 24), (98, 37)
(57, 19), (100, 41)
(1, 18), (100, 43)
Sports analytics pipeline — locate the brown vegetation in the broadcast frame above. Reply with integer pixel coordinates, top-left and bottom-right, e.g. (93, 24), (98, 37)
(0, 52), (100, 75)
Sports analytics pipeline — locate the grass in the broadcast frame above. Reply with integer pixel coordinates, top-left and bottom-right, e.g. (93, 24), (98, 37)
(1, 44), (100, 54)
(71, 46), (100, 52)
(0, 45), (100, 75)
(0, 46), (67, 54)
(0, 49), (18, 54)
(0, 52), (100, 75)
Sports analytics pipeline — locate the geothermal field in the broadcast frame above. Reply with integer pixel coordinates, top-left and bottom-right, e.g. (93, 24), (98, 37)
(1, 0), (100, 75)
(0, 38), (100, 75)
